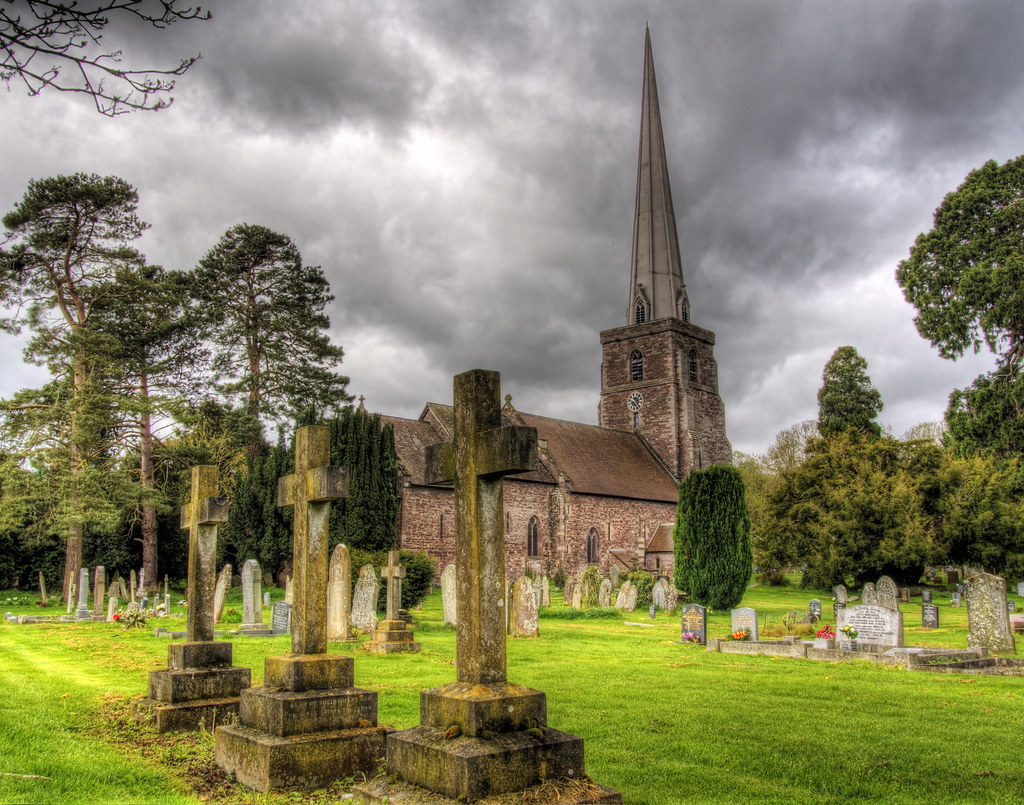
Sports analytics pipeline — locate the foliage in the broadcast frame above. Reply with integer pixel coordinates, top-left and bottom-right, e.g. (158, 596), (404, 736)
(673, 465), (752, 611)
(0, 0), (210, 115)
(945, 372), (1024, 459)
(192, 223), (350, 442)
(627, 567), (654, 609)
(817, 346), (883, 438)
(580, 565), (601, 607)
(349, 548), (436, 610)
(552, 567), (566, 589)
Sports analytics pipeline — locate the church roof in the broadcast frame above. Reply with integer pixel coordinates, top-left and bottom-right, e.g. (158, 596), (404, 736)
(382, 414), (443, 485)
(645, 522), (676, 553)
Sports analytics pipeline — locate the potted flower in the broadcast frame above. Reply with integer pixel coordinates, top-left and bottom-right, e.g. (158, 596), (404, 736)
(813, 624), (836, 650)
(681, 632), (701, 644)
(840, 624), (859, 651)
(728, 628), (750, 642)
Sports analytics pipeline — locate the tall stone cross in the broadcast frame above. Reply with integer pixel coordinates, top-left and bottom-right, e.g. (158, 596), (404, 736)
(425, 369), (537, 684)
(277, 426), (349, 655)
(179, 465), (229, 643)
(381, 550), (406, 621)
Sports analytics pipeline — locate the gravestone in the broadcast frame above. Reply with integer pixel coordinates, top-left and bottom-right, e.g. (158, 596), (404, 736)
(922, 588), (933, 604)
(213, 564), (231, 623)
(598, 578), (612, 608)
(965, 573), (1015, 653)
(899, 587), (910, 604)
(1018, 582), (1024, 598)
(809, 599), (822, 619)
(837, 604), (904, 648)
(511, 576), (539, 638)
(132, 466), (250, 733)
(284, 575), (293, 604)
(130, 570), (137, 603)
(541, 575), (550, 607)
(730, 607), (758, 641)
(270, 601), (292, 635)
(876, 576), (899, 611)
(679, 604), (707, 645)
(957, 582), (966, 596)
(140, 596), (149, 611)
(440, 563), (457, 626)
(1010, 601), (1017, 613)
(652, 579), (667, 610)
(216, 426), (386, 791)
(533, 578), (542, 610)
(138, 568), (146, 598)
(947, 569), (960, 587)
(617, 581), (638, 612)
(368, 550), (421, 653)
(952, 591), (962, 607)
(66, 580), (75, 614)
(75, 568), (91, 621)
(239, 559), (264, 630)
(359, 369), (617, 803)
(263, 592), (270, 608)
(571, 577), (583, 609)
(350, 564), (380, 632)
(833, 601), (846, 621)
(562, 576), (575, 606)
(118, 577), (129, 602)
(107, 596), (118, 622)
(326, 543), (353, 641)
(861, 582), (877, 606)
(664, 584), (678, 612)
(832, 584), (848, 605)
(922, 603), (939, 629)
(609, 565), (620, 588)
(38, 572), (47, 606)
(92, 566), (106, 621)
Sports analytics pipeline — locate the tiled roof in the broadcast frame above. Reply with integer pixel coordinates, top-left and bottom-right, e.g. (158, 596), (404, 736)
(646, 522), (676, 553)
(383, 415), (443, 485)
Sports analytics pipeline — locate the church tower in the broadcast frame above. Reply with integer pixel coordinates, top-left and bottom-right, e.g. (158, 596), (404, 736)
(599, 28), (731, 480)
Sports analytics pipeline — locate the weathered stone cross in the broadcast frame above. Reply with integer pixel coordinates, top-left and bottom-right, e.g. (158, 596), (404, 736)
(380, 549), (406, 622)
(179, 465), (229, 643)
(277, 426), (349, 655)
(425, 369), (537, 684)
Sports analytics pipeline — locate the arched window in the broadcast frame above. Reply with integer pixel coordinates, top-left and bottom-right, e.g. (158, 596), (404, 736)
(688, 349), (698, 382)
(528, 517), (540, 557)
(680, 302), (689, 323)
(586, 528), (600, 564)
(634, 298), (646, 324)
(630, 349), (644, 381)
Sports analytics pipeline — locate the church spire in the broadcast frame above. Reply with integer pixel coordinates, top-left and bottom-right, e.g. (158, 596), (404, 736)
(626, 27), (688, 325)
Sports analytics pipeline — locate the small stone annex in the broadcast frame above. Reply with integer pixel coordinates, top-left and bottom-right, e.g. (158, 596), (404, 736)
(379, 30), (731, 582)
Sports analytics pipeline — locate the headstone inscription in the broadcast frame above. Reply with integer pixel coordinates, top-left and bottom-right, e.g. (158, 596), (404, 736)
(440, 563), (457, 626)
(922, 604), (939, 629)
(922, 588), (933, 604)
(809, 599), (822, 619)
(368, 550), (421, 653)
(75, 567), (91, 620)
(680, 603), (707, 644)
(350, 564), (380, 632)
(836, 605), (903, 648)
(326, 543), (353, 641)
(731, 607), (758, 641)
(131, 465), (249, 733)
(876, 576), (899, 611)
(92, 566), (106, 620)
(511, 576), (539, 638)
(361, 369), (615, 803)
(216, 426), (386, 791)
(239, 559), (264, 630)
(271, 601), (292, 635)
(833, 601), (846, 621)
(213, 564), (231, 623)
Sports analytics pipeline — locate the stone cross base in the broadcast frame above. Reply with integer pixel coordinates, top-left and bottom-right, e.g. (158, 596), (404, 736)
(354, 775), (623, 804)
(367, 619), (421, 654)
(131, 641), (251, 733)
(364, 681), (619, 802)
(214, 653), (388, 791)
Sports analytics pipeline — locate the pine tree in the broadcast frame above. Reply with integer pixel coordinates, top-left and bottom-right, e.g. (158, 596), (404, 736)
(672, 465), (752, 611)
(817, 346), (884, 438)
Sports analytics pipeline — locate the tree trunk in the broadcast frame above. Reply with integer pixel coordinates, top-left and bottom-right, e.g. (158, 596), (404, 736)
(139, 371), (158, 591)
(64, 349), (87, 601)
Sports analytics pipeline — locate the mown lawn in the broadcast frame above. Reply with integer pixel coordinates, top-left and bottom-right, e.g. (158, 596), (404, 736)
(1, 580), (1021, 804)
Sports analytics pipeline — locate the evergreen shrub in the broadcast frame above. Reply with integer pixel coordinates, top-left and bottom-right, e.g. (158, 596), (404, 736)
(627, 568), (654, 608)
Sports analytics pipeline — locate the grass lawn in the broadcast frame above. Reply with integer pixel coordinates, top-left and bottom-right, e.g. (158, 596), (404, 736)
(1, 580), (1022, 804)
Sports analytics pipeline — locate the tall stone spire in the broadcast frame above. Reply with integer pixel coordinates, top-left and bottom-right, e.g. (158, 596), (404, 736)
(626, 27), (688, 325)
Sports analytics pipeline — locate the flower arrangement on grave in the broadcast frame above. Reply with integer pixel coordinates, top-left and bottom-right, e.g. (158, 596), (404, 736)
(681, 632), (701, 643)
(35, 600), (47, 607)
(840, 624), (859, 640)
(119, 607), (147, 629)
(728, 629), (749, 641)
(815, 624), (836, 639)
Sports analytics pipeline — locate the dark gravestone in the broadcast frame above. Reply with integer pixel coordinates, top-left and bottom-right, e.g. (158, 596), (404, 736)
(922, 604), (939, 629)
(1010, 601), (1017, 613)
(648, 604), (657, 619)
(271, 602), (292, 635)
(899, 588), (910, 604)
(922, 589), (933, 604)
(679, 604), (707, 644)
(957, 583), (966, 596)
(947, 569), (960, 587)
(809, 599), (822, 619)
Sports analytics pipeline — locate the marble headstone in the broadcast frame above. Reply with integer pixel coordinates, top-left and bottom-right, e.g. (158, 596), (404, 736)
(510, 576), (539, 638)
(350, 564), (380, 632)
(440, 563), (457, 627)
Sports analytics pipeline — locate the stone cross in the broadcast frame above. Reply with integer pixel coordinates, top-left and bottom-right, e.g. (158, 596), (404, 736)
(277, 425), (349, 655)
(381, 550), (406, 621)
(179, 465), (229, 643)
(425, 369), (537, 684)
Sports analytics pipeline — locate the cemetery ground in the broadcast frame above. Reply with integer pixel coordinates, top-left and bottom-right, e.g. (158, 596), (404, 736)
(1, 580), (1022, 805)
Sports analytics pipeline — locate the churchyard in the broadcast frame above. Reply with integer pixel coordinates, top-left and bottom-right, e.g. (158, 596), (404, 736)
(2, 577), (1022, 805)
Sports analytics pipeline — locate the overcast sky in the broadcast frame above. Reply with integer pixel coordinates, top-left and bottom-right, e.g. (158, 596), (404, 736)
(2, 0), (1019, 457)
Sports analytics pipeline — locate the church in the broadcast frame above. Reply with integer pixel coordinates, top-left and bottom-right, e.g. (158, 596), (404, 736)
(380, 31), (731, 580)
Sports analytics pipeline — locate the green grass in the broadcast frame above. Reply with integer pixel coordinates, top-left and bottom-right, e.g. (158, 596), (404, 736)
(1, 581), (1022, 804)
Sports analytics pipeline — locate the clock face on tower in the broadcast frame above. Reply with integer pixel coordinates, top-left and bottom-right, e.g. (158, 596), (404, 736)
(627, 391), (644, 412)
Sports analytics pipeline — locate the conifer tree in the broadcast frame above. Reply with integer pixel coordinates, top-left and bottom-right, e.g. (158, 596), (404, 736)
(817, 345), (883, 438)
(672, 465), (752, 611)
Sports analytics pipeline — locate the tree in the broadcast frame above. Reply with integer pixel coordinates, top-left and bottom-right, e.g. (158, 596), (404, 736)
(1, 173), (147, 599)
(817, 346), (883, 438)
(672, 465), (752, 611)
(1, 0), (210, 115)
(192, 224), (351, 451)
